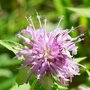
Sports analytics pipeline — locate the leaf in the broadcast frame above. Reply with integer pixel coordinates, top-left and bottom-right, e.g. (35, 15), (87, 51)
(0, 40), (22, 54)
(10, 83), (30, 90)
(52, 76), (68, 90)
(0, 54), (21, 67)
(0, 76), (16, 90)
(54, 0), (65, 15)
(67, 7), (90, 18)
(86, 70), (90, 77)
(75, 57), (87, 63)
(30, 79), (38, 90)
(41, 75), (53, 90)
(16, 67), (31, 85)
(54, 82), (68, 90)
(0, 69), (13, 78)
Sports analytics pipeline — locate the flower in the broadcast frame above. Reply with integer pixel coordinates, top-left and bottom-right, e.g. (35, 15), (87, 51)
(16, 15), (83, 85)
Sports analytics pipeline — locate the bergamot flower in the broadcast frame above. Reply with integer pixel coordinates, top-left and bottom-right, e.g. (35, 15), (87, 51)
(16, 15), (84, 85)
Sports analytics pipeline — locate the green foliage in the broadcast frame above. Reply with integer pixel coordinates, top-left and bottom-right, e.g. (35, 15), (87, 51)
(67, 8), (90, 18)
(0, 40), (22, 54)
(0, 54), (21, 67)
(0, 76), (16, 90)
(53, 82), (68, 90)
(16, 67), (31, 85)
(75, 57), (87, 63)
(52, 76), (68, 90)
(16, 66), (68, 90)
(10, 83), (30, 90)
(86, 70), (90, 78)
(0, 69), (13, 78)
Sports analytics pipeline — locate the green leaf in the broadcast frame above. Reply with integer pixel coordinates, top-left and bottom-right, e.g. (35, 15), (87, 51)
(52, 76), (68, 90)
(10, 83), (30, 90)
(54, 0), (65, 15)
(0, 69), (13, 78)
(41, 75), (53, 90)
(0, 76), (16, 90)
(86, 70), (90, 77)
(54, 82), (68, 90)
(67, 8), (90, 18)
(30, 79), (38, 90)
(0, 40), (22, 54)
(75, 57), (87, 63)
(0, 54), (21, 67)
(16, 67), (31, 85)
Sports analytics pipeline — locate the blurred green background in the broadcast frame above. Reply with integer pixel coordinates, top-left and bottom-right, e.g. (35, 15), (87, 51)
(0, 0), (90, 90)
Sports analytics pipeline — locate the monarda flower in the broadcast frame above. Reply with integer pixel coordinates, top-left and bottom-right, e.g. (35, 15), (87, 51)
(16, 15), (83, 85)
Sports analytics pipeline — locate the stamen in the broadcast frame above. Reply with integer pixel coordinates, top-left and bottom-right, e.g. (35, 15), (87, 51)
(29, 16), (35, 30)
(72, 33), (85, 41)
(77, 33), (84, 38)
(17, 34), (30, 44)
(43, 18), (47, 45)
(68, 27), (74, 33)
(75, 38), (84, 43)
(68, 25), (82, 33)
(36, 12), (42, 28)
(78, 64), (86, 69)
(56, 16), (64, 28)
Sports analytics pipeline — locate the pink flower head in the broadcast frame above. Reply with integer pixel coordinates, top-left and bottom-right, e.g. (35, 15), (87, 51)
(17, 15), (83, 84)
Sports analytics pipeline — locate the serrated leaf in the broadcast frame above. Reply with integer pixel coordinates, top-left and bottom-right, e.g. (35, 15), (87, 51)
(0, 40), (22, 54)
(75, 57), (87, 63)
(16, 67), (31, 85)
(67, 7), (90, 18)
